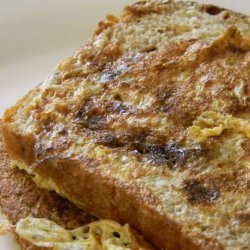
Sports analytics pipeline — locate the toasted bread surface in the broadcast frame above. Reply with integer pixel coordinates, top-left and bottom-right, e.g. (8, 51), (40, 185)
(2, 1), (250, 249)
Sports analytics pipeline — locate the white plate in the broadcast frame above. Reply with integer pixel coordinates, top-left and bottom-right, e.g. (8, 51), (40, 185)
(0, 0), (249, 249)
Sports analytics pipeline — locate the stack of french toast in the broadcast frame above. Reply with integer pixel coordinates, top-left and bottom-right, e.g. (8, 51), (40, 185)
(0, 1), (249, 249)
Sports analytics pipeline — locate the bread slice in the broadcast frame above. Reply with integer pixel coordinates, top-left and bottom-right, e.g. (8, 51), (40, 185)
(0, 124), (151, 250)
(2, 1), (250, 249)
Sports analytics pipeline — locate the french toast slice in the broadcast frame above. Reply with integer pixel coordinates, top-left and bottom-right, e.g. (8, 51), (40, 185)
(2, 1), (250, 249)
(0, 123), (151, 250)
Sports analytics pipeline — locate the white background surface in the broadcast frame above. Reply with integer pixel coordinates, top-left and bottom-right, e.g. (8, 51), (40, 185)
(0, 0), (249, 249)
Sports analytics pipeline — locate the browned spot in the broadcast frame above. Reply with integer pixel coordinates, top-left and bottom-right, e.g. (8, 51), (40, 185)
(203, 5), (223, 15)
(183, 179), (220, 204)
(138, 142), (200, 167)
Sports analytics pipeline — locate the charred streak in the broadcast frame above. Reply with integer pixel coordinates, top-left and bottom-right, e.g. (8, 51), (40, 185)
(140, 142), (201, 166)
(97, 133), (201, 168)
(183, 179), (220, 204)
(75, 105), (202, 168)
(145, 143), (185, 165)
